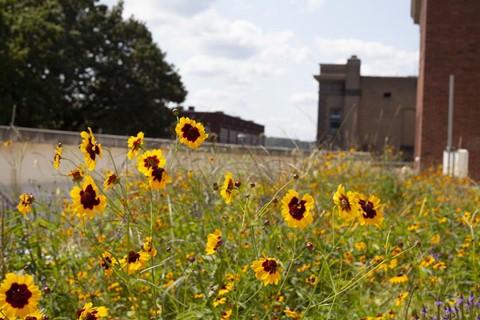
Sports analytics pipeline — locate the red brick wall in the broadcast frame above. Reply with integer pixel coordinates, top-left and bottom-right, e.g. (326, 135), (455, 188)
(415, 0), (480, 179)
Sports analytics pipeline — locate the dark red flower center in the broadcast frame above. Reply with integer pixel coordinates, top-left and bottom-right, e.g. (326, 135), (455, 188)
(151, 167), (166, 182)
(143, 156), (160, 169)
(86, 137), (100, 161)
(288, 196), (307, 220)
(359, 200), (377, 219)
(226, 179), (234, 195)
(127, 251), (140, 263)
(101, 256), (112, 270)
(339, 195), (351, 211)
(181, 123), (200, 142)
(131, 138), (142, 151)
(262, 259), (277, 274)
(80, 184), (101, 210)
(85, 311), (99, 320)
(106, 174), (118, 186)
(6, 283), (32, 309)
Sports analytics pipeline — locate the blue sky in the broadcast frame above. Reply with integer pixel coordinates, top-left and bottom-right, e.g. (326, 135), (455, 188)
(101, 0), (419, 141)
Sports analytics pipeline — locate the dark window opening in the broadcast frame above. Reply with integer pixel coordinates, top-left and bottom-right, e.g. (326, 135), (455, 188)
(383, 92), (392, 98)
(329, 110), (341, 129)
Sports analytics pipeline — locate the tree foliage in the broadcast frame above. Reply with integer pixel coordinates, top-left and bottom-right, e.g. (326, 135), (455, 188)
(0, 0), (187, 137)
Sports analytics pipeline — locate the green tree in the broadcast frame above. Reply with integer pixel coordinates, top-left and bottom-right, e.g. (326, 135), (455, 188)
(0, 0), (186, 137)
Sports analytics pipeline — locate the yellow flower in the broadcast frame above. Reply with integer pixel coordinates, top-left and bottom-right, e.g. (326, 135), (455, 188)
(103, 171), (119, 190)
(220, 172), (235, 205)
(218, 281), (234, 296)
(284, 307), (303, 319)
(77, 302), (108, 319)
(141, 237), (157, 257)
(431, 234), (440, 245)
(419, 255), (435, 268)
(23, 309), (45, 320)
(100, 252), (115, 277)
(79, 128), (102, 171)
(389, 274), (408, 284)
(354, 193), (384, 227)
(68, 167), (84, 182)
(0, 273), (41, 318)
(355, 242), (367, 251)
(17, 193), (34, 215)
(333, 184), (359, 221)
(120, 251), (150, 275)
(221, 309), (233, 320)
(175, 117), (208, 149)
(127, 131), (144, 160)
(193, 293), (205, 299)
(205, 229), (222, 255)
(213, 297), (226, 308)
(251, 257), (281, 286)
(137, 149), (170, 189)
(53, 142), (62, 169)
(70, 176), (107, 219)
(137, 149), (166, 176)
(281, 189), (315, 229)
(305, 274), (318, 286)
(395, 291), (409, 306)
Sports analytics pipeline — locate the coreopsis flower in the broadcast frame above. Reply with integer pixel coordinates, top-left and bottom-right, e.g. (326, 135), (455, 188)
(103, 171), (119, 190)
(0, 273), (41, 318)
(17, 193), (34, 215)
(212, 297), (226, 308)
(281, 189), (315, 229)
(70, 176), (107, 219)
(221, 309), (232, 320)
(220, 172), (235, 205)
(120, 251), (150, 275)
(305, 274), (318, 286)
(148, 166), (171, 190)
(218, 281), (234, 296)
(419, 255), (435, 268)
(53, 142), (62, 169)
(79, 127), (102, 171)
(355, 242), (367, 251)
(251, 257), (281, 286)
(284, 307), (302, 319)
(68, 167), (84, 182)
(389, 274), (408, 284)
(175, 117), (208, 149)
(395, 292), (409, 306)
(141, 237), (157, 257)
(355, 193), (384, 227)
(127, 131), (144, 160)
(24, 310), (46, 320)
(205, 229), (222, 255)
(77, 302), (108, 319)
(99, 252), (115, 277)
(137, 149), (170, 189)
(333, 184), (359, 221)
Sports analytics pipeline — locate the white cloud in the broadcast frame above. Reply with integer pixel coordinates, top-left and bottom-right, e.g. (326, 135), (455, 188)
(314, 38), (418, 75)
(289, 92), (317, 107)
(182, 55), (282, 86)
(305, 0), (326, 9)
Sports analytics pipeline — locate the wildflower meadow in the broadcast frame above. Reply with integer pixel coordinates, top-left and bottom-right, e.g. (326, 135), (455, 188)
(1, 116), (480, 319)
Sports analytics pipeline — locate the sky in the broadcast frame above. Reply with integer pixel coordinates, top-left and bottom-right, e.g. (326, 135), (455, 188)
(100, 0), (419, 141)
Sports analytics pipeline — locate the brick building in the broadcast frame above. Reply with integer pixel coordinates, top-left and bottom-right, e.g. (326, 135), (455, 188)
(181, 107), (265, 145)
(411, 0), (480, 179)
(314, 56), (417, 158)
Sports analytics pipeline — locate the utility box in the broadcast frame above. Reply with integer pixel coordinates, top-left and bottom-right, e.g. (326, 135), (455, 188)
(443, 149), (469, 178)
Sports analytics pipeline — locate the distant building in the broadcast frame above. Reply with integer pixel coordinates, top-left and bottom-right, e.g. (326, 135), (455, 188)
(181, 107), (265, 145)
(314, 56), (417, 158)
(411, 0), (480, 179)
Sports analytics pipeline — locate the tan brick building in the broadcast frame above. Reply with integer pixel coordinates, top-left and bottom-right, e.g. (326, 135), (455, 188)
(412, 0), (480, 179)
(314, 56), (417, 158)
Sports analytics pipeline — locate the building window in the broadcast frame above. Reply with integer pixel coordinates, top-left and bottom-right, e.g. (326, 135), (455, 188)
(329, 110), (341, 129)
(383, 92), (392, 98)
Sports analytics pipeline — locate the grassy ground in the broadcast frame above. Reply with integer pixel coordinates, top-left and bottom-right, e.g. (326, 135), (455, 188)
(1, 137), (479, 319)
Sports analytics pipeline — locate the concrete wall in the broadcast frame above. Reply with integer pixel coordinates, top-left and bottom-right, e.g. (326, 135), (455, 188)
(414, 0), (480, 179)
